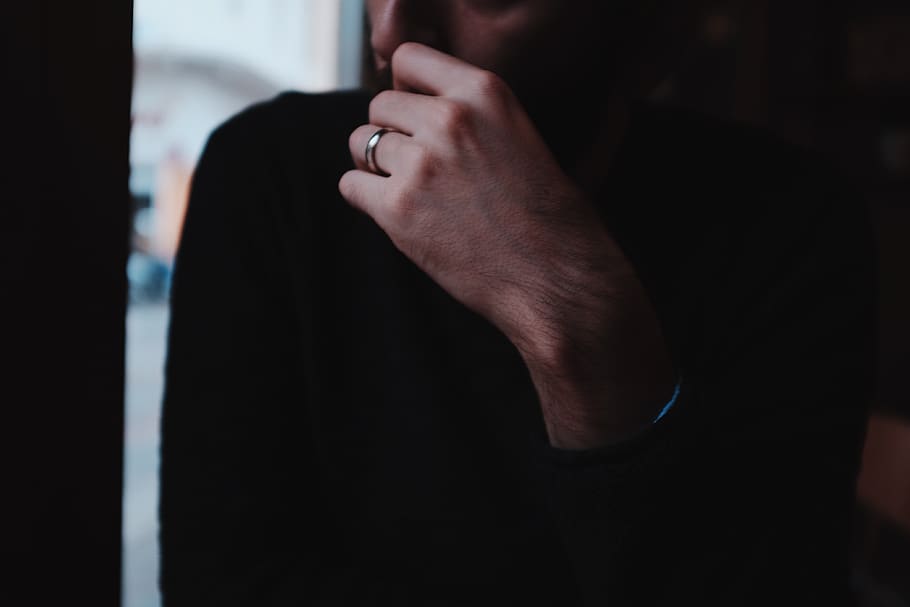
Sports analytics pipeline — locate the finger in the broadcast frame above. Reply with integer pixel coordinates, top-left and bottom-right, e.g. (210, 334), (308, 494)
(391, 41), (481, 97)
(348, 124), (419, 176)
(368, 90), (439, 137)
(338, 169), (388, 220)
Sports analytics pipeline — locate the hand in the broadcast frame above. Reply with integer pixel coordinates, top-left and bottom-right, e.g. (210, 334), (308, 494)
(341, 43), (601, 351)
(340, 42), (675, 448)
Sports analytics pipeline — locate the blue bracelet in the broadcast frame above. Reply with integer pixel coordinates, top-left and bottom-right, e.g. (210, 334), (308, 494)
(653, 380), (682, 424)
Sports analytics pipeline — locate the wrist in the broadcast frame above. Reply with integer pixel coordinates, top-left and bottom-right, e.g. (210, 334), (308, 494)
(513, 282), (677, 450)
(530, 361), (677, 449)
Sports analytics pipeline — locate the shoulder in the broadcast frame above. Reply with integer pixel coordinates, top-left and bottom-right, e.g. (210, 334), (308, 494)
(187, 89), (373, 232)
(210, 89), (370, 144)
(182, 90), (373, 247)
(202, 89), (371, 176)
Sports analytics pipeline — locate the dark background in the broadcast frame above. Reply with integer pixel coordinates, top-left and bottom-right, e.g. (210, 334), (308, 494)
(3, 1), (907, 605)
(670, 3), (910, 601)
(667, 1), (910, 424)
(4, 1), (133, 605)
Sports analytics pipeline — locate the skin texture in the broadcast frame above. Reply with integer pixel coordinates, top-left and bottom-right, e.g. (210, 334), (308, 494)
(340, 1), (677, 448)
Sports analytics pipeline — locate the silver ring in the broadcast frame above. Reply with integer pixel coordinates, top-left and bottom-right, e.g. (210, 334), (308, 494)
(365, 128), (392, 177)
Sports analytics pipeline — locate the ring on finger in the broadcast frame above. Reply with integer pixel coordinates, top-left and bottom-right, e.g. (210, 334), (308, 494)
(365, 127), (396, 177)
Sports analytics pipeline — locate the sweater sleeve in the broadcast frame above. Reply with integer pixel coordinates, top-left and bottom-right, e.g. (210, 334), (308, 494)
(158, 108), (326, 606)
(530, 168), (876, 606)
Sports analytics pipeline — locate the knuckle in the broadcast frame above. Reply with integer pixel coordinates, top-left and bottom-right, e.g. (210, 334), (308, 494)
(472, 69), (507, 99)
(338, 172), (357, 199)
(368, 90), (393, 122)
(392, 42), (417, 69)
(398, 41), (421, 56)
(368, 99), (380, 124)
(349, 128), (362, 152)
(412, 148), (439, 181)
(436, 100), (471, 139)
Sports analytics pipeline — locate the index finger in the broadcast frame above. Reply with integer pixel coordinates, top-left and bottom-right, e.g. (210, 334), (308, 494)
(391, 42), (482, 96)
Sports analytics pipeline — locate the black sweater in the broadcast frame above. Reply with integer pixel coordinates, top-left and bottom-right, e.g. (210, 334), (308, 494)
(159, 90), (876, 606)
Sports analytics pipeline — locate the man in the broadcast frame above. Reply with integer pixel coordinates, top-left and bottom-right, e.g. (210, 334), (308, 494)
(160, 1), (876, 605)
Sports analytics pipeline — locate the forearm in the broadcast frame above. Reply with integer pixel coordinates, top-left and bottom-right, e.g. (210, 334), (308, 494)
(507, 243), (677, 449)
